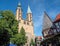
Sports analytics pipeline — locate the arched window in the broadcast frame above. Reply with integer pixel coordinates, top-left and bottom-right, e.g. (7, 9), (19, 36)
(24, 21), (26, 24)
(27, 22), (29, 25)
(18, 20), (20, 23)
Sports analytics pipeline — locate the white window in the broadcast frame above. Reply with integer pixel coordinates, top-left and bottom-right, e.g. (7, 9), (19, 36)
(44, 30), (48, 36)
(24, 21), (26, 24)
(57, 29), (60, 32)
(48, 30), (52, 35)
(59, 22), (60, 25)
(54, 29), (56, 33)
(56, 23), (59, 28)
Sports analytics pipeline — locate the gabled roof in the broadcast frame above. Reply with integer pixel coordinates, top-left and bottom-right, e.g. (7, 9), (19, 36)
(42, 11), (53, 30)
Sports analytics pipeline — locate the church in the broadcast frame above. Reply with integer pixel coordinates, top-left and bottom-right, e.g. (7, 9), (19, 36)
(15, 3), (35, 46)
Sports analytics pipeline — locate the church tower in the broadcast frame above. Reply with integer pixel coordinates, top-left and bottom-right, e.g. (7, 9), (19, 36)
(16, 3), (23, 33)
(16, 3), (22, 21)
(16, 3), (35, 46)
(27, 5), (33, 26)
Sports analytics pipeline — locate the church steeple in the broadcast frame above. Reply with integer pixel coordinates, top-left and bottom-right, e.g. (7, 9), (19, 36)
(16, 2), (22, 21)
(27, 5), (32, 13)
(18, 2), (21, 7)
(27, 5), (33, 25)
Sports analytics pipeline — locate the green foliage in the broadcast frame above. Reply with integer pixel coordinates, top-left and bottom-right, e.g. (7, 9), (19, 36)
(0, 10), (18, 45)
(20, 27), (26, 36)
(0, 10), (27, 46)
(11, 27), (27, 46)
(30, 39), (35, 46)
(20, 27), (27, 45)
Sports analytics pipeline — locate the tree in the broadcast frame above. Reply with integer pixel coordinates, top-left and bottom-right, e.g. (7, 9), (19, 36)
(20, 27), (27, 46)
(30, 39), (35, 46)
(11, 27), (27, 46)
(0, 10), (18, 46)
(35, 37), (38, 46)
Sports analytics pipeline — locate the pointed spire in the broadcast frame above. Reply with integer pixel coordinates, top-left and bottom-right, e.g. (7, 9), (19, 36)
(18, 2), (21, 7)
(27, 5), (32, 13)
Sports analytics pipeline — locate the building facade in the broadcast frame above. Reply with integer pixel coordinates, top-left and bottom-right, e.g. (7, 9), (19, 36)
(41, 12), (60, 46)
(42, 12), (53, 38)
(16, 3), (35, 46)
(35, 36), (42, 46)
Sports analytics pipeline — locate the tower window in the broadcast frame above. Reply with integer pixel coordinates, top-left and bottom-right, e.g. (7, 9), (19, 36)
(24, 21), (26, 24)
(27, 22), (29, 25)
(32, 23), (33, 26)
(18, 20), (20, 23)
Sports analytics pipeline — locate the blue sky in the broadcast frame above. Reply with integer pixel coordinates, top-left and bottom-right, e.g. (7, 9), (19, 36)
(0, 0), (60, 36)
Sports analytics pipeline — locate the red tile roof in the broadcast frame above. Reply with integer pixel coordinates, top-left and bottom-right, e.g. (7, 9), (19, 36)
(56, 14), (60, 21)
(54, 14), (60, 23)
(38, 36), (42, 39)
